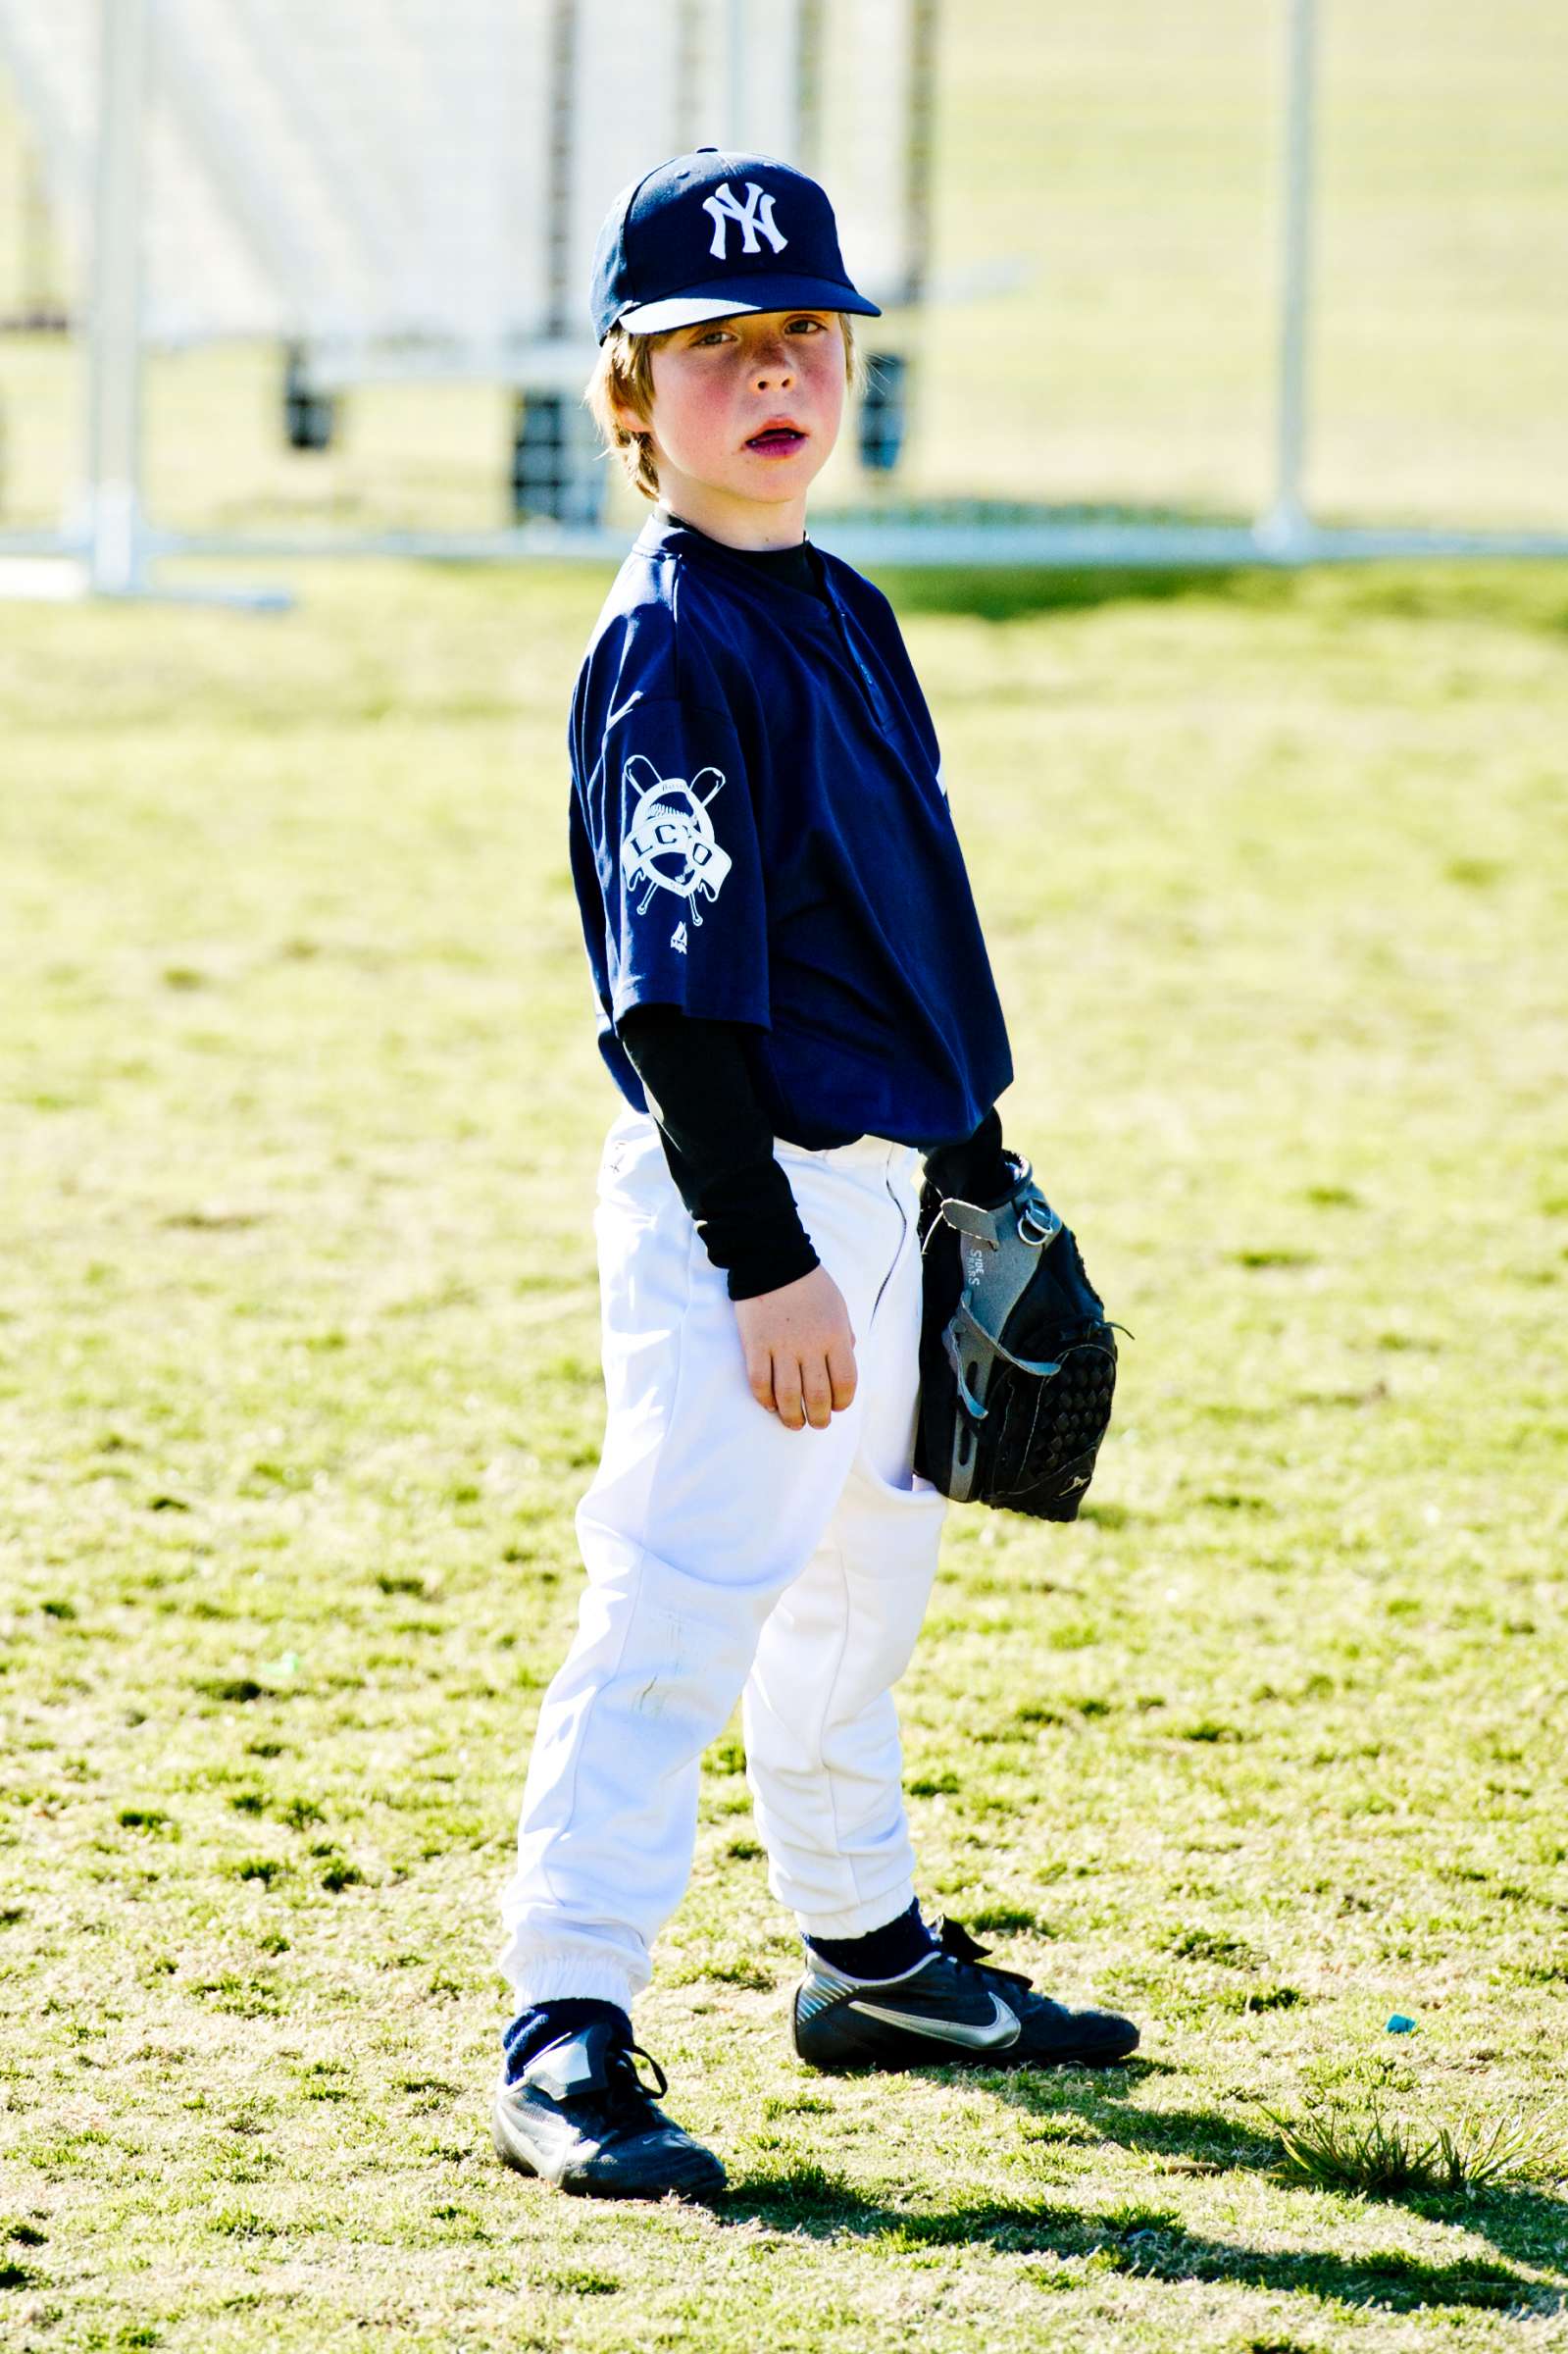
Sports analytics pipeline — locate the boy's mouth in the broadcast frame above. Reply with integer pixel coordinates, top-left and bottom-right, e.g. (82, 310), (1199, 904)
(744, 425), (807, 454)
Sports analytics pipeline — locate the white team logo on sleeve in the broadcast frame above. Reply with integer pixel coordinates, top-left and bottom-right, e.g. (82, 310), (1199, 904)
(619, 753), (733, 926)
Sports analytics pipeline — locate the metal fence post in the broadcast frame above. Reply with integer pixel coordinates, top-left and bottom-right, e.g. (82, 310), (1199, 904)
(1262, 0), (1319, 557)
(85, 0), (151, 593)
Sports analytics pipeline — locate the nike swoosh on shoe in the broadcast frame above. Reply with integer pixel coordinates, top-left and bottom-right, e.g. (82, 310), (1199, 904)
(844, 1990), (1022, 2050)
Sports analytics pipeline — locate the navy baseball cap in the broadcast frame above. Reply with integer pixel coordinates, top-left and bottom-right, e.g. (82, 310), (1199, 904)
(591, 146), (882, 342)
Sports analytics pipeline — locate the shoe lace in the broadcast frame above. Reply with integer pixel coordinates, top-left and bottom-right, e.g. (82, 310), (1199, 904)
(936, 1914), (1035, 2004)
(582, 2038), (671, 2138)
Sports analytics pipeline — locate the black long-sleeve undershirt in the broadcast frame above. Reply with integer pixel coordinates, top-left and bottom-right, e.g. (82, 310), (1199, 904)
(617, 1003), (1012, 1302)
(617, 1004), (820, 1301)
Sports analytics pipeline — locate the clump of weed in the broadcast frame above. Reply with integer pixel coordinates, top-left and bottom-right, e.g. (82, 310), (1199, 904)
(1261, 2099), (1562, 2196)
(545, 2268), (620, 2295)
(1166, 1925), (1256, 1967)
(733, 2155), (856, 2223)
(226, 1856), (286, 1885)
(1218, 1983), (1305, 2015)
(1104, 2200), (1184, 2236)
(701, 1959), (773, 1990)
(967, 1902), (1048, 1936)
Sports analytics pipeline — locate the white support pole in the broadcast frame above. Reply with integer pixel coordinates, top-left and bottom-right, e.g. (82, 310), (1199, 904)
(86, 0), (150, 594)
(1263, 0), (1318, 554)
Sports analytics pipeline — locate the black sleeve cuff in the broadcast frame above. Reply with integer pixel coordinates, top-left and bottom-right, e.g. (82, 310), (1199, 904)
(921, 1105), (1013, 1207)
(616, 1002), (820, 1300)
(706, 1162), (823, 1301)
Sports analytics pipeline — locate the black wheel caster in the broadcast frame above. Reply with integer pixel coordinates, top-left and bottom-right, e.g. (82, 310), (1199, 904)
(283, 344), (336, 451)
(858, 350), (908, 473)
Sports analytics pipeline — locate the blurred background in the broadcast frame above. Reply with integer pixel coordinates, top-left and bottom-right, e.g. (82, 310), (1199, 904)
(2, 0), (1566, 582)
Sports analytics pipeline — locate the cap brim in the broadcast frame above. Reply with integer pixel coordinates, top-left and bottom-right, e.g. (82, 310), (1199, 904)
(614, 276), (883, 334)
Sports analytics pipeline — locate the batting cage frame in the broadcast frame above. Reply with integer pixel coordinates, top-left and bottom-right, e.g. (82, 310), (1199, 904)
(0, 0), (1565, 605)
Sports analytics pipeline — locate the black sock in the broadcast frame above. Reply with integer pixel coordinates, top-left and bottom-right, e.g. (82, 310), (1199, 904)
(803, 1896), (937, 1980)
(501, 1997), (632, 2083)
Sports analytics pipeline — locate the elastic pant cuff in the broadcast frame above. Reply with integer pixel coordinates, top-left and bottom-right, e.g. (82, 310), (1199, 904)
(793, 1882), (921, 1942)
(504, 1959), (638, 2012)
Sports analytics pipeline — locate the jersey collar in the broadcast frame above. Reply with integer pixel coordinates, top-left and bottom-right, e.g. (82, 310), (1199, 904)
(632, 509), (847, 630)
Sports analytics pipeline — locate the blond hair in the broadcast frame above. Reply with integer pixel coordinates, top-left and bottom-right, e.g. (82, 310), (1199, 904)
(583, 315), (867, 503)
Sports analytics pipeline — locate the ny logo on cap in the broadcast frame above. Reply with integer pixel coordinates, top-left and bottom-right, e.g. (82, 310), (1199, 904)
(701, 180), (787, 262)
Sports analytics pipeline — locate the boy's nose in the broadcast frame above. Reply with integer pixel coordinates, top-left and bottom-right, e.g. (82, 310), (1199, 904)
(753, 341), (793, 384)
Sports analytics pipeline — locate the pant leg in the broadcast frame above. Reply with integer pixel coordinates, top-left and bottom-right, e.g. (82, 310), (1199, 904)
(495, 1109), (911, 2014)
(741, 1141), (947, 1935)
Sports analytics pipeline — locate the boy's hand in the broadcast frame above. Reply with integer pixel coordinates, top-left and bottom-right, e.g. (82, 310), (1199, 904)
(734, 1266), (858, 1431)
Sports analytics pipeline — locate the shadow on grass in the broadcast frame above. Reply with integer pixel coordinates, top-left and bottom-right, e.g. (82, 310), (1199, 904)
(872, 560), (1568, 629)
(838, 516), (1568, 632)
(866, 562), (1264, 623)
(715, 2161), (1560, 2315)
(994, 2064), (1282, 2171)
(993, 2070), (1568, 2283)
(1391, 2186), (1568, 2282)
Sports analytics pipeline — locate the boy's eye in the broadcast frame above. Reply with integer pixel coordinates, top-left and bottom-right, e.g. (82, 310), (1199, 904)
(690, 317), (826, 347)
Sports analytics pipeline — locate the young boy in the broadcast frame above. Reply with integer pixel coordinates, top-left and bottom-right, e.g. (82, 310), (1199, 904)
(493, 147), (1138, 2204)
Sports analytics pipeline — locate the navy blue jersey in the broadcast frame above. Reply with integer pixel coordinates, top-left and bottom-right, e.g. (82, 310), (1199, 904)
(567, 509), (1013, 1151)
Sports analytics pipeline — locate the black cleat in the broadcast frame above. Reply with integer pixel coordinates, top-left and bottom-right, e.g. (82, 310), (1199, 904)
(491, 2019), (726, 2201)
(791, 1914), (1139, 2073)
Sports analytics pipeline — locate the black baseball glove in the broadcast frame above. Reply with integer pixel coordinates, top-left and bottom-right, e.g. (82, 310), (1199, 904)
(913, 1152), (1121, 1520)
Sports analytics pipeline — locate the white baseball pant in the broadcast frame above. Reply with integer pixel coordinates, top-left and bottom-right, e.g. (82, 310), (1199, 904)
(496, 1102), (947, 2015)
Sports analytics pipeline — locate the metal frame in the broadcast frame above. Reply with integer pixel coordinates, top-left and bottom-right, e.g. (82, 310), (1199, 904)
(1259, 0), (1319, 557)
(61, 517), (1562, 573)
(81, 0), (147, 593)
(2, 0), (287, 605)
(3, 0), (1567, 602)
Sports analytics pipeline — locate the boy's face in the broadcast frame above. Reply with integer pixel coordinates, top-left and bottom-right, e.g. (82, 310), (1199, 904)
(618, 309), (846, 544)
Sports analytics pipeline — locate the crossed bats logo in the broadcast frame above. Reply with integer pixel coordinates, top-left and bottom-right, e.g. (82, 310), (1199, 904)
(619, 753), (732, 924)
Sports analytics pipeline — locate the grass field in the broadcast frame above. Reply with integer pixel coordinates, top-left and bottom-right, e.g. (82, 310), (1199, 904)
(3, 548), (1567, 2350)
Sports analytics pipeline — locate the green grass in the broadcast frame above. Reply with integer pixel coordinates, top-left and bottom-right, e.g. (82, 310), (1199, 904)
(2, 552), (1568, 2350)
(1261, 2101), (1564, 2199)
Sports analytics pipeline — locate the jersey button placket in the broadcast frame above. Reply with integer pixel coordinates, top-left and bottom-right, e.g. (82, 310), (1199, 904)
(823, 573), (893, 732)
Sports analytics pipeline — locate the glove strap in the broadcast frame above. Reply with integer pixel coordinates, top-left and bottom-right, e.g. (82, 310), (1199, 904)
(945, 1298), (1064, 1396)
(925, 1157), (1066, 1503)
(923, 1152), (1061, 1254)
